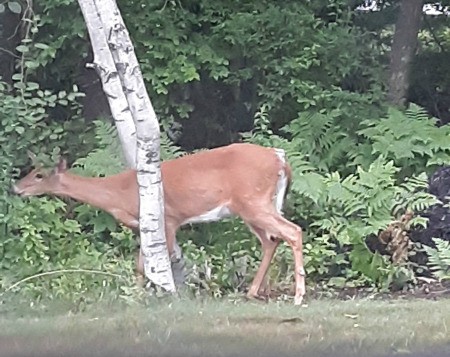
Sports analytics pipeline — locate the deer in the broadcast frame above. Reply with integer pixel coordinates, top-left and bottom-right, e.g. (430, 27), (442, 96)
(12, 143), (306, 305)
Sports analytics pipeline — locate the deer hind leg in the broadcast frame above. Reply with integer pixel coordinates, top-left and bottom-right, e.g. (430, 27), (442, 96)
(245, 224), (280, 300)
(242, 209), (306, 305)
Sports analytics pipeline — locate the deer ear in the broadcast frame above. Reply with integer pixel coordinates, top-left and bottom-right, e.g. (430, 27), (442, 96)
(55, 158), (67, 173)
(27, 150), (39, 166)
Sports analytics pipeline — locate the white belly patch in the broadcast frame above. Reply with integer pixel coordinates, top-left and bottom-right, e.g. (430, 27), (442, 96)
(182, 205), (233, 225)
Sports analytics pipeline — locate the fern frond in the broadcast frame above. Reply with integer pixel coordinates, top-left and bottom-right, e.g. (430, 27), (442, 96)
(405, 103), (435, 122)
(291, 172), (326, 204)
(424, 238), (450, 281)
(74, 119), (183, 176)
(358, 105), (450, 175)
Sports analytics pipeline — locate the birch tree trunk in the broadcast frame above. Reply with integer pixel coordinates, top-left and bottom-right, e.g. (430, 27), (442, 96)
(77, 0), (136, 168)
(77, 0), (176, 293)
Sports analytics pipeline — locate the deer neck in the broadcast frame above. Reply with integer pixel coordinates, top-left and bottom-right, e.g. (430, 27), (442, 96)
(55, 172), (117, 213)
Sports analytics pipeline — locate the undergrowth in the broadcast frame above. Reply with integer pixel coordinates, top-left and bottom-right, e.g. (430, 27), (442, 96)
(2, 78), (450, 303)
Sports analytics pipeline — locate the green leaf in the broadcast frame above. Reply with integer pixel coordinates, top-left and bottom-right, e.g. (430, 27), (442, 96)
(27, 82), (40, 91)
(16, 45), (29, 53)
(34, 43), (50, 50)
(25, 60), (40, 69)
(13, 82), (26, 90)
(12, 73), (23, 81)
(8, 1), (22, 14)
(15, 126), (25, 134)
(47, 94), (57, 102)
(328, 277), (346, 288)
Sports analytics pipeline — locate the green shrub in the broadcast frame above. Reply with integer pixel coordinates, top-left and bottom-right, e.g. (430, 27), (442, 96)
(0, 73), (134, 302)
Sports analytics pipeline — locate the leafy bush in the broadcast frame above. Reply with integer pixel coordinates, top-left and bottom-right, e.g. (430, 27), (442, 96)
(0, 73), (135, 302)
(181, 221), (259, 298)
(1, 109), (201, 303)
(21, 0), (387, 149)
(245, 103), (442, 291)
(2, 95), (446, 301)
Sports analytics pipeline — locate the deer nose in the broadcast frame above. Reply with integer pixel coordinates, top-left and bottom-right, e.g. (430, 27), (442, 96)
(9, 184), (21, 195)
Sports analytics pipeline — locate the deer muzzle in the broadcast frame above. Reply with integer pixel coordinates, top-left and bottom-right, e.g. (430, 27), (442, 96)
(10, 184), (25, 196)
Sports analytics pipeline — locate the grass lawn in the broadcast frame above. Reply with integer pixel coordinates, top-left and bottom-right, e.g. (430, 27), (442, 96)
(1, 295), (450, 357)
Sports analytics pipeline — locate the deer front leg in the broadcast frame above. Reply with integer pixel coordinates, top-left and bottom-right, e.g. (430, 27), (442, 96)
(136, 249), (145, 287)
(247, 238), (279, 301)
(244, 223), (280, 300)
(107, 211), (144, 286)
(110, 209), (139, 229)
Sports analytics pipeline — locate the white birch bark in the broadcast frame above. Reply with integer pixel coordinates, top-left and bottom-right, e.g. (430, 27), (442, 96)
(78, 0), (176, 292)
(77, 0), (136, 168)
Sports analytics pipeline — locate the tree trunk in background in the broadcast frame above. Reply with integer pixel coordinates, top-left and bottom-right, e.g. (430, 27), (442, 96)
(0, 9), (22, 85)
(387, 0), (423, 107)
(77, 0), (136, 168)
(77, 0), (177, 293)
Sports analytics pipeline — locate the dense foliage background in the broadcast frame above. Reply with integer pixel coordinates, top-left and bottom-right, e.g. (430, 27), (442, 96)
(1, 0), (450, 303)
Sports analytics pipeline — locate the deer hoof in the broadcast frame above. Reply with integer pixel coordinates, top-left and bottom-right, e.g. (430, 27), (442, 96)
(294, 295), (304, 306)
(246, 292), (268, 303)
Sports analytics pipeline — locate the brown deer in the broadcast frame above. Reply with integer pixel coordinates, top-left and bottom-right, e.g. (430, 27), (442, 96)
(12, 143), (306, 305)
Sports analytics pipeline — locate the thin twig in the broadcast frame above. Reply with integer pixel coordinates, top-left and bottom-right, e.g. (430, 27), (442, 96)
(0, 47), (20, 58)
(1, 269), (123, 296)
(8, 0), (34, 41)
(157, 0), (169, 13)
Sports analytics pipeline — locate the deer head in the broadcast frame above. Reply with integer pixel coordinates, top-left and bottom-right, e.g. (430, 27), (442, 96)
(12, 152), (68, 197)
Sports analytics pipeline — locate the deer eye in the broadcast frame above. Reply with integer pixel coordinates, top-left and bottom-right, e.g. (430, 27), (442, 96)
(35, 173), (43, 180)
